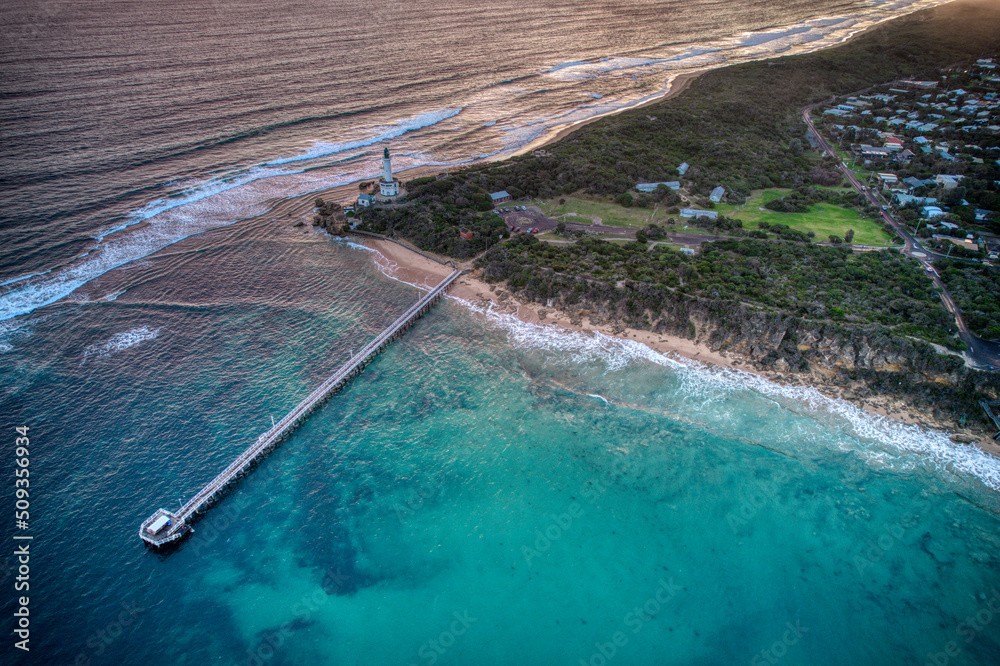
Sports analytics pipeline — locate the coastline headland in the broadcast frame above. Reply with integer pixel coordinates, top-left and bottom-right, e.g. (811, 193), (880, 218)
(263, 0), (1000, 454)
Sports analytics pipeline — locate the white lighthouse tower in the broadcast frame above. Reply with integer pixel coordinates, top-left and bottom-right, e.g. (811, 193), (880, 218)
(379, 147), (400, 197)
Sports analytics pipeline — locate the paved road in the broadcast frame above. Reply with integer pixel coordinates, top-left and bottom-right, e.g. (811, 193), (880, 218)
(802, 104), (999, 369)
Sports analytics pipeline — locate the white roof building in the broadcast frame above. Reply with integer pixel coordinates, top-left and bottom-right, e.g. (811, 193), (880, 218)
(680, 208), (718, 220)
(636, 181), (680, 192)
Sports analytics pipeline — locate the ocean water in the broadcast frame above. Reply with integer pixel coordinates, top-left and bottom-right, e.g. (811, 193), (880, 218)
(3, 1), (1000, 664)
(2, 221), (1000, 665)
(1, 0), (955, 323)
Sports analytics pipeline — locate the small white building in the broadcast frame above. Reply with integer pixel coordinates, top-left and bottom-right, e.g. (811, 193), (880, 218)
(677, 162), (690, 176)
(680, 208), (718, 220)
(921, 206), (945, 219)
(357, 193), (375, 208)
(636, 181), (680, 192)
(709, 186), (726, 203)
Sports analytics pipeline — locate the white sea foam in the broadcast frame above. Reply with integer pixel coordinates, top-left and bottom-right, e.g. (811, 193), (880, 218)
(0, 165), (366, 323)
(460, 300), (1000, 493)
(263, 108), (462, 166)
(83, 326), (159, 360)
(542, 0), (952, 83)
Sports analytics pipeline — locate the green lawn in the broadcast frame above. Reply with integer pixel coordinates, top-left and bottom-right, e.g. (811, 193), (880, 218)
(537, 196), (669, 229)
(719, 189), (896, 246)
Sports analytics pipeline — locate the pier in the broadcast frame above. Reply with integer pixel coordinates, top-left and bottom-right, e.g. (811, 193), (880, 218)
(141, 269), (463, 548)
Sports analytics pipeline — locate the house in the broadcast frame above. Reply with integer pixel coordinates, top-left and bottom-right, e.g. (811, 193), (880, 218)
(459, 228), (474, 241)
(490, 190), (512, 204)
(636, 181), (680, 193)
(878, 173), (899, 189)
(921, 206), (945, 218)
(975, 209), (994, 222)
(939, 221), (959, 230)
(357, 193), (375, 208)
(680, 209), (718, 220)
(859, 145), (892, 159)
(936, 174), (964, 189)
(679, 248), (696, 256)
(709, 186), (726, 203)
(677, 162), (690, 176)
(899, 149), (915, 161)
(894, 193), (937, 207)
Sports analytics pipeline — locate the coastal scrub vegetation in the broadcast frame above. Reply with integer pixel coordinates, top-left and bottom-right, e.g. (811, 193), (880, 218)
(357, 177), (507, 258)
(474, 235), (1000, 426)
(937, 260), (1000, 340)
(476, 234), (959, 349)
(352, 0), (1000, 429)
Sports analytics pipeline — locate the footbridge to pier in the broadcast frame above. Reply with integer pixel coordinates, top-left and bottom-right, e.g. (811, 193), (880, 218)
(141, 269), (463, 548)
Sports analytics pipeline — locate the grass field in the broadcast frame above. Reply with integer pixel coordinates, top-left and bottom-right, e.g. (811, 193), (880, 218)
(536, 191), (895, 245)
(719, 189), (897, 246)
(537, 197), (669, 229)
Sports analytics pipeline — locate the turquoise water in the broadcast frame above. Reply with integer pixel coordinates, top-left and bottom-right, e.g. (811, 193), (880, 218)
(3, 220), (999, 664)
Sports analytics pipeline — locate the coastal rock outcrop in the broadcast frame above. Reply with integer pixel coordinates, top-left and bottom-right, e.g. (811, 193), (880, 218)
(312, 198), (349, 235)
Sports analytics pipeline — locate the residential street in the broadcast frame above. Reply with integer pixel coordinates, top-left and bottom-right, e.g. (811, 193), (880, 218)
(803, 103), (1000, 368)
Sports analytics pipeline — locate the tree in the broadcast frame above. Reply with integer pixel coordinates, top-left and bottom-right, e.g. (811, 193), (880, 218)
(844, 229), (855, 244)
(829, 235), (843, 244)
(556, 221), (567, 235)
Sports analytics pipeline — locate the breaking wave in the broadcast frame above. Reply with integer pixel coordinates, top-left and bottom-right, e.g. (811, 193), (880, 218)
(83, 326), (160, 360)
(463, 301), (1000, 494)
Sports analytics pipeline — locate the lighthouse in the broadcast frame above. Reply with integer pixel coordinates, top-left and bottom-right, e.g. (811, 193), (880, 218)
(379, 147), (400, 197)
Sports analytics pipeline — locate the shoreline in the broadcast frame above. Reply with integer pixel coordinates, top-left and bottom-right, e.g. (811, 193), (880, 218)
(357, 236), (1000, 459)
(295, 72), (707, 209)
(299, 0), (948, 206)
(511, 71), (703, 157)
(282, 0), (996, 457)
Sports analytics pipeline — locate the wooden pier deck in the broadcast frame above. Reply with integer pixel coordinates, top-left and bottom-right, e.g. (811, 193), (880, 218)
(140, 269), (463, 548)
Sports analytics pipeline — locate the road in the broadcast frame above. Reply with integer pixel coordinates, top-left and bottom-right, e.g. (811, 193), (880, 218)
(802, 104), (1000, 369)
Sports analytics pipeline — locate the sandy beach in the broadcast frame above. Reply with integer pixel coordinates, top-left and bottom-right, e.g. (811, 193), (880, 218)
(294, 10), (1000, 459)
(357, 236), (1000, 458)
